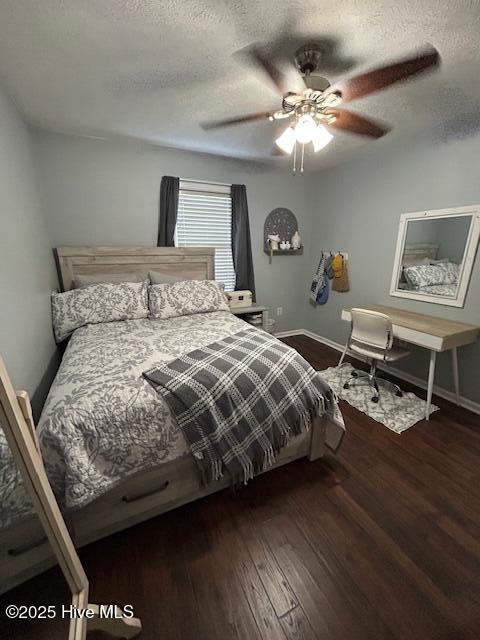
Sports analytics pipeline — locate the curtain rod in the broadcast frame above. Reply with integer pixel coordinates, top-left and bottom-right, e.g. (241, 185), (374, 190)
(181, 178), (232, 187)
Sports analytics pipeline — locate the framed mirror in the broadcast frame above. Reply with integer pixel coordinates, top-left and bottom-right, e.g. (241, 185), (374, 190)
(0, 405), (72, 640)
(390, 205), (480, 307)
(0, 356), (142, 639)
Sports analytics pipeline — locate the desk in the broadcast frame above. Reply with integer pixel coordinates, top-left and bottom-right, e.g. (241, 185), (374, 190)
(340, 305), (479, 420)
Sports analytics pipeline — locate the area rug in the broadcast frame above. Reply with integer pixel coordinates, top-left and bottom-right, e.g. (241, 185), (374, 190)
(319, 363), (438, 433)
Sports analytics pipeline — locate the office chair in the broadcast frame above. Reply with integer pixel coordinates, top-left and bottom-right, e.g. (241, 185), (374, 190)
(341, 308), (410, 403)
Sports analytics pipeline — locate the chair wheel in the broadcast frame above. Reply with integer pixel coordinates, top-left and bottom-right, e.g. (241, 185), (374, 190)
(396, 391), (403, 398)
(343, 383), (350, 389)
(371, 396), (379, 403)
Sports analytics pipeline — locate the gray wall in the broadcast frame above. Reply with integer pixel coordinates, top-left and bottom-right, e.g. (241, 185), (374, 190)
(30, 126), (480, 405)
(303, 130), (480, 404)
(34, 131), (312, 332)
(0, 88), (58, 418)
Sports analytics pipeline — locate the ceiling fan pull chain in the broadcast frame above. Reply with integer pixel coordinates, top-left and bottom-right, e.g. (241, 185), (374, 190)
(292, 140), (297, 175)
(300, 143), (305, 174)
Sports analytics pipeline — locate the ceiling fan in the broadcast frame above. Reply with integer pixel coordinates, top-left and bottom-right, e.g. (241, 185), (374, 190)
(201, 43), (441, 173)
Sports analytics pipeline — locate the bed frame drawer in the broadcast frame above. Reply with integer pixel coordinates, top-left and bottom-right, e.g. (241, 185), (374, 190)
(72, 432), (313, 549)
(72, 455), (221, 546)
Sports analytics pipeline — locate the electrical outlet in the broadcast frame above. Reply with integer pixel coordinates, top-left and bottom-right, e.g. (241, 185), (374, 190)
(276, 307), (283, 316)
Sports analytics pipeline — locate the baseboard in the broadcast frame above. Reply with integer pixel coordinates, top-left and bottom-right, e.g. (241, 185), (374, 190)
(275, 329), (480, 416)
(275, 330), (306, 338)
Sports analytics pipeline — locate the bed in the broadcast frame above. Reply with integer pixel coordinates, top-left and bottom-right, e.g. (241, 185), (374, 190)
(399, 243), (459, 297)
(1, 246), (344, 594)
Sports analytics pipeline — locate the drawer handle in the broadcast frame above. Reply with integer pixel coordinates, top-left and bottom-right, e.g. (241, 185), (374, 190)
(122, 480), (170, 504)
(8, 536), (48, 557)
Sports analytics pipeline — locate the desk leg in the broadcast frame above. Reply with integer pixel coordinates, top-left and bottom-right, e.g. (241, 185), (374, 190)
(451, 347), (460, 405)
(426, 350), (437, 421)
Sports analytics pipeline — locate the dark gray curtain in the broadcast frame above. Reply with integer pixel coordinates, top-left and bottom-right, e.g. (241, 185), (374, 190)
(157, 176), (179, 246)
(231, 184), (256, 300)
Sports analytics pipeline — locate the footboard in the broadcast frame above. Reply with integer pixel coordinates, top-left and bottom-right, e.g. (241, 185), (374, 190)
(309, 414), (327, 461)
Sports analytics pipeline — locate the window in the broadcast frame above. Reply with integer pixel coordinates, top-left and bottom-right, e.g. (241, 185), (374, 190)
(175, 180), (236, 291)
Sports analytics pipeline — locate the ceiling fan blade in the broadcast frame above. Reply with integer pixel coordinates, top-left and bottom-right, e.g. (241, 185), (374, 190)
(325, 108), (391, 138)
(201, 111), (274, 130)
(251, 46), (288, 94)
(240, 44), (304, 95)
(325, 45), (440, 103)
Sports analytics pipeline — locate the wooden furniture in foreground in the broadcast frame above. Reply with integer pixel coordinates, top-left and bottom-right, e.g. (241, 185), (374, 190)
(230, 303), (270, 331)
(0, 356), (142, 639)
(16, 390), (39, 452)
(1, 246), (330, 595)
(340, 304), (479, 420)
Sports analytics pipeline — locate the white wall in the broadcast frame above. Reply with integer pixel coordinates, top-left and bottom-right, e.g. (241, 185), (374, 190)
(34, 131), (313, 332)
(303, 131), (480, 405)
(0, 88), (58, 418)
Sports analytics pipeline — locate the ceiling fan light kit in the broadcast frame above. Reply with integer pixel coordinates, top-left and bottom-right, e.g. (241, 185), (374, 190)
(275, 126), (296, 154)
(201, 43), (440, 174)
(312, 124), (333, 152)
(295, 114), (318, 143)
(275, 118), (334, 173)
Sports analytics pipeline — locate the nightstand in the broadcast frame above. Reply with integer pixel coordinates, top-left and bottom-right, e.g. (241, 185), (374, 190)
(230, 304), (269, 331)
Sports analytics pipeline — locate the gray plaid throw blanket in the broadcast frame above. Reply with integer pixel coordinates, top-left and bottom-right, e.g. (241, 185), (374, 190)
(144, 328), (344, 485)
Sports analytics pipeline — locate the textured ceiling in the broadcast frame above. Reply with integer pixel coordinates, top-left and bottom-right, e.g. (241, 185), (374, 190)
(0, 0), (479, 169)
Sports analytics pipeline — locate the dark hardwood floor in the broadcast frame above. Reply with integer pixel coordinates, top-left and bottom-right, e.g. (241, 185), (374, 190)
(2, 336), (480, 639)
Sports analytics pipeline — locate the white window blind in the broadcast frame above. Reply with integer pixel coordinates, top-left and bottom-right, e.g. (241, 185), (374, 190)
(175, 182), (236, 291)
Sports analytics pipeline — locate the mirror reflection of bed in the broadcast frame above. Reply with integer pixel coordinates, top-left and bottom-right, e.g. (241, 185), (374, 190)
(399, 216), (471, 297)
(390, 206), (480, 307)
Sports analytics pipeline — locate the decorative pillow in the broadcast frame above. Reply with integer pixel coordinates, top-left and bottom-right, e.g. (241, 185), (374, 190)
(149, 280), (229, 320)
(403, 262), (459, 289)
(400, 257), (430, 282)
(52, 281), (149, 342)
(74, 272), (146, 288)
(148, 270), (183, 285)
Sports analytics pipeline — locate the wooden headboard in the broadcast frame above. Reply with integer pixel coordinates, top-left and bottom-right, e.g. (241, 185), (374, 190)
(402, 243), (438, 264)
(54, 246), (215, 291)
